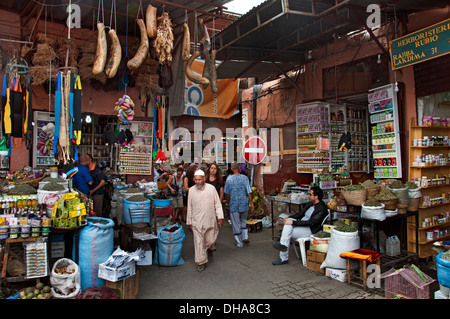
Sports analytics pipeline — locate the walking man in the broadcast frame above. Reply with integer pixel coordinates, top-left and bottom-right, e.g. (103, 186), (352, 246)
(224, 162), (254, 248)
(187, 169), (224, 272)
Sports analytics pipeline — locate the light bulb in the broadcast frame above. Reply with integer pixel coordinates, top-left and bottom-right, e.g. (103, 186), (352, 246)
(394, 82), (399, 92)
(86, 115), (92, 123)
(377, 54), (381, 64)
(307, 51), (312, 59)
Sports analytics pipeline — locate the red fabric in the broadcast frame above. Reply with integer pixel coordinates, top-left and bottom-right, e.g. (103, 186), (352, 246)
(339, 249), (381, 263)
(154, 206), (174, 222)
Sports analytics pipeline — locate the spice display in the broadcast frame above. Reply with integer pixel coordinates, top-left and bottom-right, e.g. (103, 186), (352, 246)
(374, 188), (397, 200)
(42, 177), (65, 183)
(364, 198), (382, 207)
(361, 180), (377, 188)
(126, 194), (148, 202)
(389, 180), (405, 189)
(342, 184), (365, 191)
(441, 250), (450, 261)
(42, 182), (66, 191)
(124, 188), (141, 193)
(405, 181), (419, 189)
(8, 184), (37, 195)
(313, 230), (331, 238)
(334, 224), (357, 232)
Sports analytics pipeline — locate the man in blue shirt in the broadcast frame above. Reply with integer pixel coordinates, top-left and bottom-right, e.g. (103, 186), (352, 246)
(224, 162), (254, 248)
(72, 154), (93, 196)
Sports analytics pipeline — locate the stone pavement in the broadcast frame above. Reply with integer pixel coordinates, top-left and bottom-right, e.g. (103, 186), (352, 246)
(136, 221), (384, 299)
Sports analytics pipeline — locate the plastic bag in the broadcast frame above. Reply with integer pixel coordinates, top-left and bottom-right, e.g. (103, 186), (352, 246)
(310, 235), (329, 253)
(361, 203), (386, 221)
(50, 258), (81, 299)
(408, 187), (422, 199)
(317, 136), (330, 151)
(320, 228), (360, 269)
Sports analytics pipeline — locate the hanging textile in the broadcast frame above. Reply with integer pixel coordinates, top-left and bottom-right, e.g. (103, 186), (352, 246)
(24, 77), (33, 150)
(11, 79), (24, 147)
(2, 75), (11, 149)
(72, 74), (82, 145)
(57, 71), (72, 164)
(53, 73), (62, 155)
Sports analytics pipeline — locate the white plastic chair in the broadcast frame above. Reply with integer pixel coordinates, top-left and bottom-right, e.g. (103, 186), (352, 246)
(291, 211), (330, 267)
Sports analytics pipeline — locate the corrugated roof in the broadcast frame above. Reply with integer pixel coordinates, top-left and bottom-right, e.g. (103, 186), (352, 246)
(212, 0), (450, 80)
(0, 0), (237, 37)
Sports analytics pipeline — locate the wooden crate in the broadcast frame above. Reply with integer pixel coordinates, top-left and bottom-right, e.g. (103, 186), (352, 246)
(106, 271), (139, 299)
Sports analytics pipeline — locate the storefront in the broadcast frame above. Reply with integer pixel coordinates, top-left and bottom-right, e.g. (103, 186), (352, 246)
(1, 0), (450, 300)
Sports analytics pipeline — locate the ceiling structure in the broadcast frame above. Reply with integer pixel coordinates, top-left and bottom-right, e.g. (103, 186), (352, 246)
(1, 0), (449, 83)
(212, 0), (450, 80)
(0, 0), (238, 39)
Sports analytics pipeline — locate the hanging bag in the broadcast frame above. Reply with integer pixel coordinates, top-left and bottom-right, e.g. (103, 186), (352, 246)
(316, 136), (330, 151)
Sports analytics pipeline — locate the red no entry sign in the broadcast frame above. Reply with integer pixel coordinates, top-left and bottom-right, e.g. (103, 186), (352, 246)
(243, 136), (267, 165)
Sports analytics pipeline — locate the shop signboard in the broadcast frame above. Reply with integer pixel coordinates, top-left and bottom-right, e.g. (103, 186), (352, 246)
(389, 18), (450, 70)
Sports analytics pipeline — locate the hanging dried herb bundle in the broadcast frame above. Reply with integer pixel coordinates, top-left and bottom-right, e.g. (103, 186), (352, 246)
(154, 12), (174, 64)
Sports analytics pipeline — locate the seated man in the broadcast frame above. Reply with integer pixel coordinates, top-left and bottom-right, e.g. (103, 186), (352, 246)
(272, 186), (329, 265)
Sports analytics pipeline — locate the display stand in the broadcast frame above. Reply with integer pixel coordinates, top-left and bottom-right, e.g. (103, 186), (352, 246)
(368, 83), (402, 178)
(117, 121), (153, 175)
(408, 117), (450, 258)
(358, 211), (419, 269)
(1, 237), (48, 283)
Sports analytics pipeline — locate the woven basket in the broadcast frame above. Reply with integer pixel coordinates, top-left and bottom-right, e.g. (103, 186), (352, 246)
(407, 198), (421, 212)
(397, 203), (408, 214)
(14, 174), (48, 188)
(341, 189), (367, 206)
(378, 198), (398, 210)
(366, 186), (380, 199)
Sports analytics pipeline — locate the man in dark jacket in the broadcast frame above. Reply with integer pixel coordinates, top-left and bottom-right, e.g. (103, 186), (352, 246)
(272, 186), (329, 265)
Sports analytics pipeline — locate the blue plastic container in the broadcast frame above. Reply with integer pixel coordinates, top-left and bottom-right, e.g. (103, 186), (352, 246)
(151, 198), (173, 207)
(436, 252), (450, 288)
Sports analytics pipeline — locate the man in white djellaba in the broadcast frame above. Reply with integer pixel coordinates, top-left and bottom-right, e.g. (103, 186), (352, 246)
(187, 169), (224, 272)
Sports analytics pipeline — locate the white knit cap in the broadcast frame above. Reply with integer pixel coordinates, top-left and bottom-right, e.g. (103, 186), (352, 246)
(194, 169), (205, 176)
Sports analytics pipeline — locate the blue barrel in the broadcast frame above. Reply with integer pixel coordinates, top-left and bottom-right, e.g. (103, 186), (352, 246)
(77, 217), (114, 291)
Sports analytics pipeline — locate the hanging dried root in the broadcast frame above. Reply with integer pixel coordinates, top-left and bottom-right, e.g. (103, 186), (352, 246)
(93, 22), (107, 74)
(185, 51), (209, 87)
(105, 29), (122, 78)
(127, 19), (149, 70)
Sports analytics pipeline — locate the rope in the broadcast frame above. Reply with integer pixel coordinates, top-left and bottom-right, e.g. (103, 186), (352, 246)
(97, 0), (104, 24)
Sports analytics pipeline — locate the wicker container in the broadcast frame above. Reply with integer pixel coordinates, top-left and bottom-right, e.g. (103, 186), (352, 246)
(397, 203), (408, 214)
(407, 198), (421, 212)
(378, 198), (398, 210)
(366, 186), (380, 199)
(341, 189), (367, 206)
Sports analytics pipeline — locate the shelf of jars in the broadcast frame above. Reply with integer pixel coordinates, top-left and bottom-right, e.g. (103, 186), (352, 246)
(117, 121), (153, 175)
(368, 84), (402, 178)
